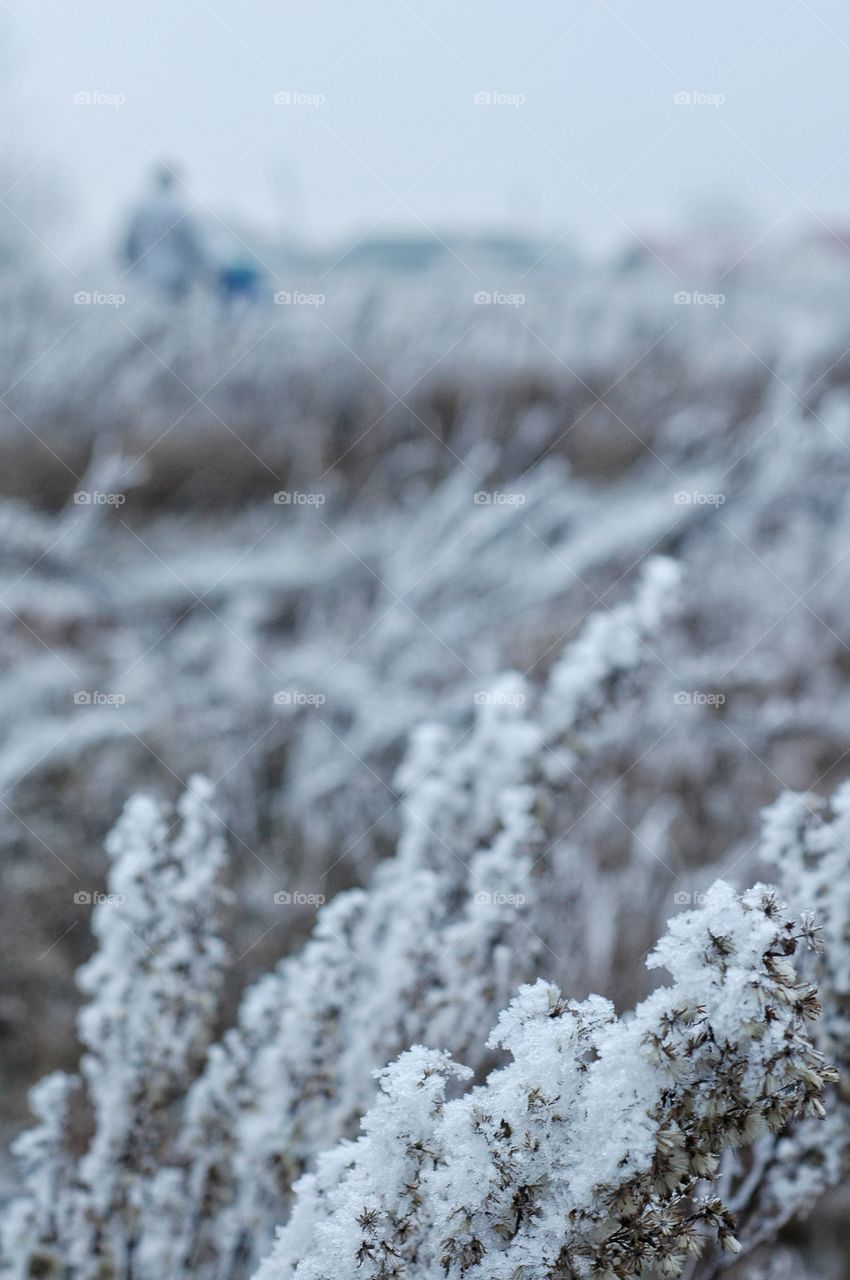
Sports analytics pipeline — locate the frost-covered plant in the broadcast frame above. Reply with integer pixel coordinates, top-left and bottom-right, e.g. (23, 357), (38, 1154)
(160, 555), (681, 1278)
(1, 1073), (81, 1280)
(2, 775), (228, 1280)
(4, 565), (850, 1280)
(0, 558), (680, 1280)
(688, 783), (850, 1277)
(11, 250), (850, 1123)
(0, 448), (684, 1079)
(8, 182), (850, 1280)
(256, 883), (834, 1280)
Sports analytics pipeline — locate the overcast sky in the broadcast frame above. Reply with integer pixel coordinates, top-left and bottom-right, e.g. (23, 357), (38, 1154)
(5, 0), (850, 256)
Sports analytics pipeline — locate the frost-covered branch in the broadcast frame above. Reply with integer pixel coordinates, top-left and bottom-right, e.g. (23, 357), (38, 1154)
(1, 560), (680, 1280)
(2, 776), (228, 1280)
(256, 883), (834, 1280)
(686, 783), (850, 1277)
(166, 556), (681, 1277)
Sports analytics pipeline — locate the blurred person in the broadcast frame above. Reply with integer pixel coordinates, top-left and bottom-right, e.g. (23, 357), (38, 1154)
(122, 164), (209, 298)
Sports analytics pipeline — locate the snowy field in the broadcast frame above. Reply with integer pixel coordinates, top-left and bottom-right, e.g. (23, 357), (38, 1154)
(3, 211), (850, 1279)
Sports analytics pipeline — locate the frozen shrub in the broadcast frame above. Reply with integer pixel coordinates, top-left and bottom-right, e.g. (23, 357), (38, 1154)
(1, 559), (680, 1280)
(5, 562), (850, 1280)
(703, 784), (850, 1273)
(2, 776), (228, 1280)
(2, 1073), (81, 1280)
(256, 884), (834, 1280)
(165, 556), (681, 1277)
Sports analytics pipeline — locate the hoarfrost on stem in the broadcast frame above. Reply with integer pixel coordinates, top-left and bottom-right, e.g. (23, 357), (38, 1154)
(2, 776), (228, 1280)
(256, 884), (834, 1280)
